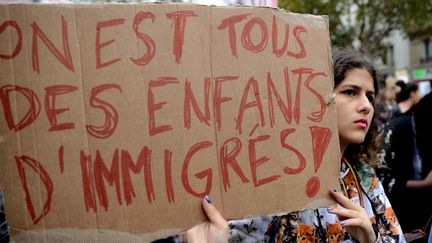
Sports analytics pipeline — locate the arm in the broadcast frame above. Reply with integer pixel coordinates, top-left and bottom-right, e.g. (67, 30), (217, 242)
(406, 170), (432, 189)
(185, 195), (229, 243)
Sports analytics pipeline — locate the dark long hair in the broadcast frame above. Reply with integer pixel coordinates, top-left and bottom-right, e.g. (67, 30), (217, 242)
(332, 48), (381, 166)
(395, 80), (418, 103)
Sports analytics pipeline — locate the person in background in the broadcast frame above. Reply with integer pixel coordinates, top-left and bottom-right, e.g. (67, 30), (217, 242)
(384, 86), (432, 235)
(377, 80), (422, 203)
(392, 80), (421, 117)
(374, 86), (399, 193)
(184, 48), (405, 243)
(413, 88), (432, 184)
(375, 87), (397, 133)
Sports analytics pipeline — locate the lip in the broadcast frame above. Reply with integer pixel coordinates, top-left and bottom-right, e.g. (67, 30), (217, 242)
(355, 118), (368, 128)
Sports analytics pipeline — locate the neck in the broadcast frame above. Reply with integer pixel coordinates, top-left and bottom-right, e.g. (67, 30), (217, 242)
(398, 101), (412, 113)
(340, 144), (346, 159)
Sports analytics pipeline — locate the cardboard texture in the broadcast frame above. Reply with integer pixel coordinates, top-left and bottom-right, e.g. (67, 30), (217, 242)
(0, 3), (340, 242)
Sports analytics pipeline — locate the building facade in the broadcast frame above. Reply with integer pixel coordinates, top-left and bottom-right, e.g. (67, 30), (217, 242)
(385, 27), (432, 95)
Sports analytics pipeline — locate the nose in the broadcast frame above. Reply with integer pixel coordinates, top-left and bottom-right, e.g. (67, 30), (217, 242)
(358, 95), (372, 114)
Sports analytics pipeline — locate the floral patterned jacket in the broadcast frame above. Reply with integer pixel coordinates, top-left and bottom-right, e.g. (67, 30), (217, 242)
(228, 159), (405, 243)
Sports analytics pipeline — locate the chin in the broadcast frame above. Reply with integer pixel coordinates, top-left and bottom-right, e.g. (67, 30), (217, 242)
(341, 136), (366, 146)
(350, 137), (366, 145)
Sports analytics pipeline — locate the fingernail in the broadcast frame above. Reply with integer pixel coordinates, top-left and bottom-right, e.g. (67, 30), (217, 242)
(327, 207), (333, 212)
(340, 220), (346, 226)
(332, 187), (337, 192)
(205, 195), (212, 204)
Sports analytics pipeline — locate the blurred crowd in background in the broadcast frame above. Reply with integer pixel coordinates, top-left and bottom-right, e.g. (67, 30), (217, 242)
(374, 79), (432, 242)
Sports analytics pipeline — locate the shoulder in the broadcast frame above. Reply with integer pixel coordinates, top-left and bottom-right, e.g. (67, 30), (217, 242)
(352, 159), (376, 191)
(390, 113), (411, 127)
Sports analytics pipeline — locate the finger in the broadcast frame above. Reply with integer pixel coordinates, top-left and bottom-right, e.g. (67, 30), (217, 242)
(328, 207), (365, 220)
(340, 218), (371, 228)
(202, 195), (228, 231)
(176, 232), (187, 243)
(341, 218), (377, 243)
(329, 189), (361, 210)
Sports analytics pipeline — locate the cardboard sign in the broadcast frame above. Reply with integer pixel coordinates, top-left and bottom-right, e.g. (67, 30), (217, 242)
(0, 3), (340, 241)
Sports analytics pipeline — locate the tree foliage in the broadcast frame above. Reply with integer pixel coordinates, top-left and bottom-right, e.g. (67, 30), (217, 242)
(398, 0), (432, 38)
(278, 0), (432, 60)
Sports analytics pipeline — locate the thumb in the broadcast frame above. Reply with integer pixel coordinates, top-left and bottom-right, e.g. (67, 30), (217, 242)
(202, 195), (228, 229)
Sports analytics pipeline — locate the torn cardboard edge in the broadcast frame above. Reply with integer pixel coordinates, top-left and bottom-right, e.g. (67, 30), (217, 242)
(0, 2), (339, 241)
(12, 198), (334, 241)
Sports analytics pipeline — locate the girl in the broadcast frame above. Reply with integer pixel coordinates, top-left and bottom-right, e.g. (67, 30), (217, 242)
(185, 48), (405, 243)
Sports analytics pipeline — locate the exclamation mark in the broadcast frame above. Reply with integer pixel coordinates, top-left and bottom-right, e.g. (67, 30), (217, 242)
(58, 145), (64, 174)
(305, 126), (332, 198)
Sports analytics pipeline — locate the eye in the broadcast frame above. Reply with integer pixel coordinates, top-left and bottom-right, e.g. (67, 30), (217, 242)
(342, 89), (356, 96)
(367, 95), (375, 103)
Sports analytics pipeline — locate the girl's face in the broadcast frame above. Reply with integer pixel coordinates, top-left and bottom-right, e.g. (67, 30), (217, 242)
(410, 90), (422, 104)
(334, 68), (375, 151)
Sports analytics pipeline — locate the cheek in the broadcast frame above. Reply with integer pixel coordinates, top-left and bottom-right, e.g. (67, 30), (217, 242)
(335, 102), (346, 120)
(336, 104), (349, 126)
(367, 107), (375, 123)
